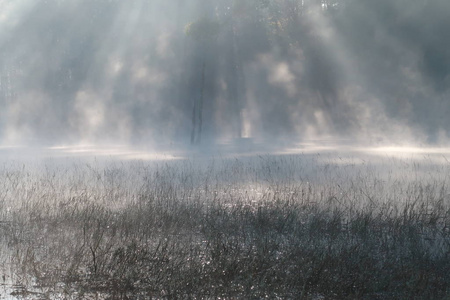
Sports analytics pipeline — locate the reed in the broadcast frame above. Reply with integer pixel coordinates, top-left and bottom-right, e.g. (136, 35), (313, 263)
(1, 154), (450, 299)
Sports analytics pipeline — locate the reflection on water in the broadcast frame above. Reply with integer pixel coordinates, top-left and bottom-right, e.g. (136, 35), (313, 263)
(2, 141), (450, 162)
(0, 142), (450, 187)
(0, 141), (449, 205)
(1, 142), (450, 187)
(0, 144), (182, 162)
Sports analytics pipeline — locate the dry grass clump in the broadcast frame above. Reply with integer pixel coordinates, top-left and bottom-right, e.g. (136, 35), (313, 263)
(1, 155), (450, 299)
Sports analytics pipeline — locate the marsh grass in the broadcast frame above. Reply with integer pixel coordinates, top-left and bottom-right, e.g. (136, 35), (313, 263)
(1, 154), (450, 299)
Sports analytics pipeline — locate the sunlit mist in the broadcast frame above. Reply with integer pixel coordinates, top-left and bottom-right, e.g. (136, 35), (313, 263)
(2, 2), (450, 298)
(0, 0), (449, 150)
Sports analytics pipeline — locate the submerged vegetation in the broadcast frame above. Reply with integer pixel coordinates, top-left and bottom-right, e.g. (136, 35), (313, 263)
(1, 154), (450, 299)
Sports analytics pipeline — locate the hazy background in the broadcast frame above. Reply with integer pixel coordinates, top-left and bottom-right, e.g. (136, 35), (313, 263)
(1, 0), (449, 148)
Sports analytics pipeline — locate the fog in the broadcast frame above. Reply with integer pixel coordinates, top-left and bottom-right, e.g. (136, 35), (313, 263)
(1, 0), (449, 149)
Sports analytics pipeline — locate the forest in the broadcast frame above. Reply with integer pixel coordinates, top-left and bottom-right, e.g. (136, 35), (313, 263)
(0, 0), (449, 145)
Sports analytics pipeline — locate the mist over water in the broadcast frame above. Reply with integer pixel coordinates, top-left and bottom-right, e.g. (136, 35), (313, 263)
(1, 0), (449, 149)
(3, 3), (450, 297)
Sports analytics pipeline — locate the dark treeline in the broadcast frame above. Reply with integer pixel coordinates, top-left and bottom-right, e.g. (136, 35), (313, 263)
(0, 0), (449, 145)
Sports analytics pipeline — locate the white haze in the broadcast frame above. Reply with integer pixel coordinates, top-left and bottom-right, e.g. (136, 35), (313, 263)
(0, 0), (449, 152)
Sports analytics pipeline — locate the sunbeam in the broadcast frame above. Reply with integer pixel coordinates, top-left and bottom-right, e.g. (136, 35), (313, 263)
(2, 2), (450, 297)
(0, 0), (449, 150)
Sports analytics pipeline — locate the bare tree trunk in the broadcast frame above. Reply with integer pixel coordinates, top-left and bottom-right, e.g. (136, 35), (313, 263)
(197, 61), (206, 144)
(232, 36), (242, 138)
(191, 95), (197, 145)
(230, 18), (245, 139)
